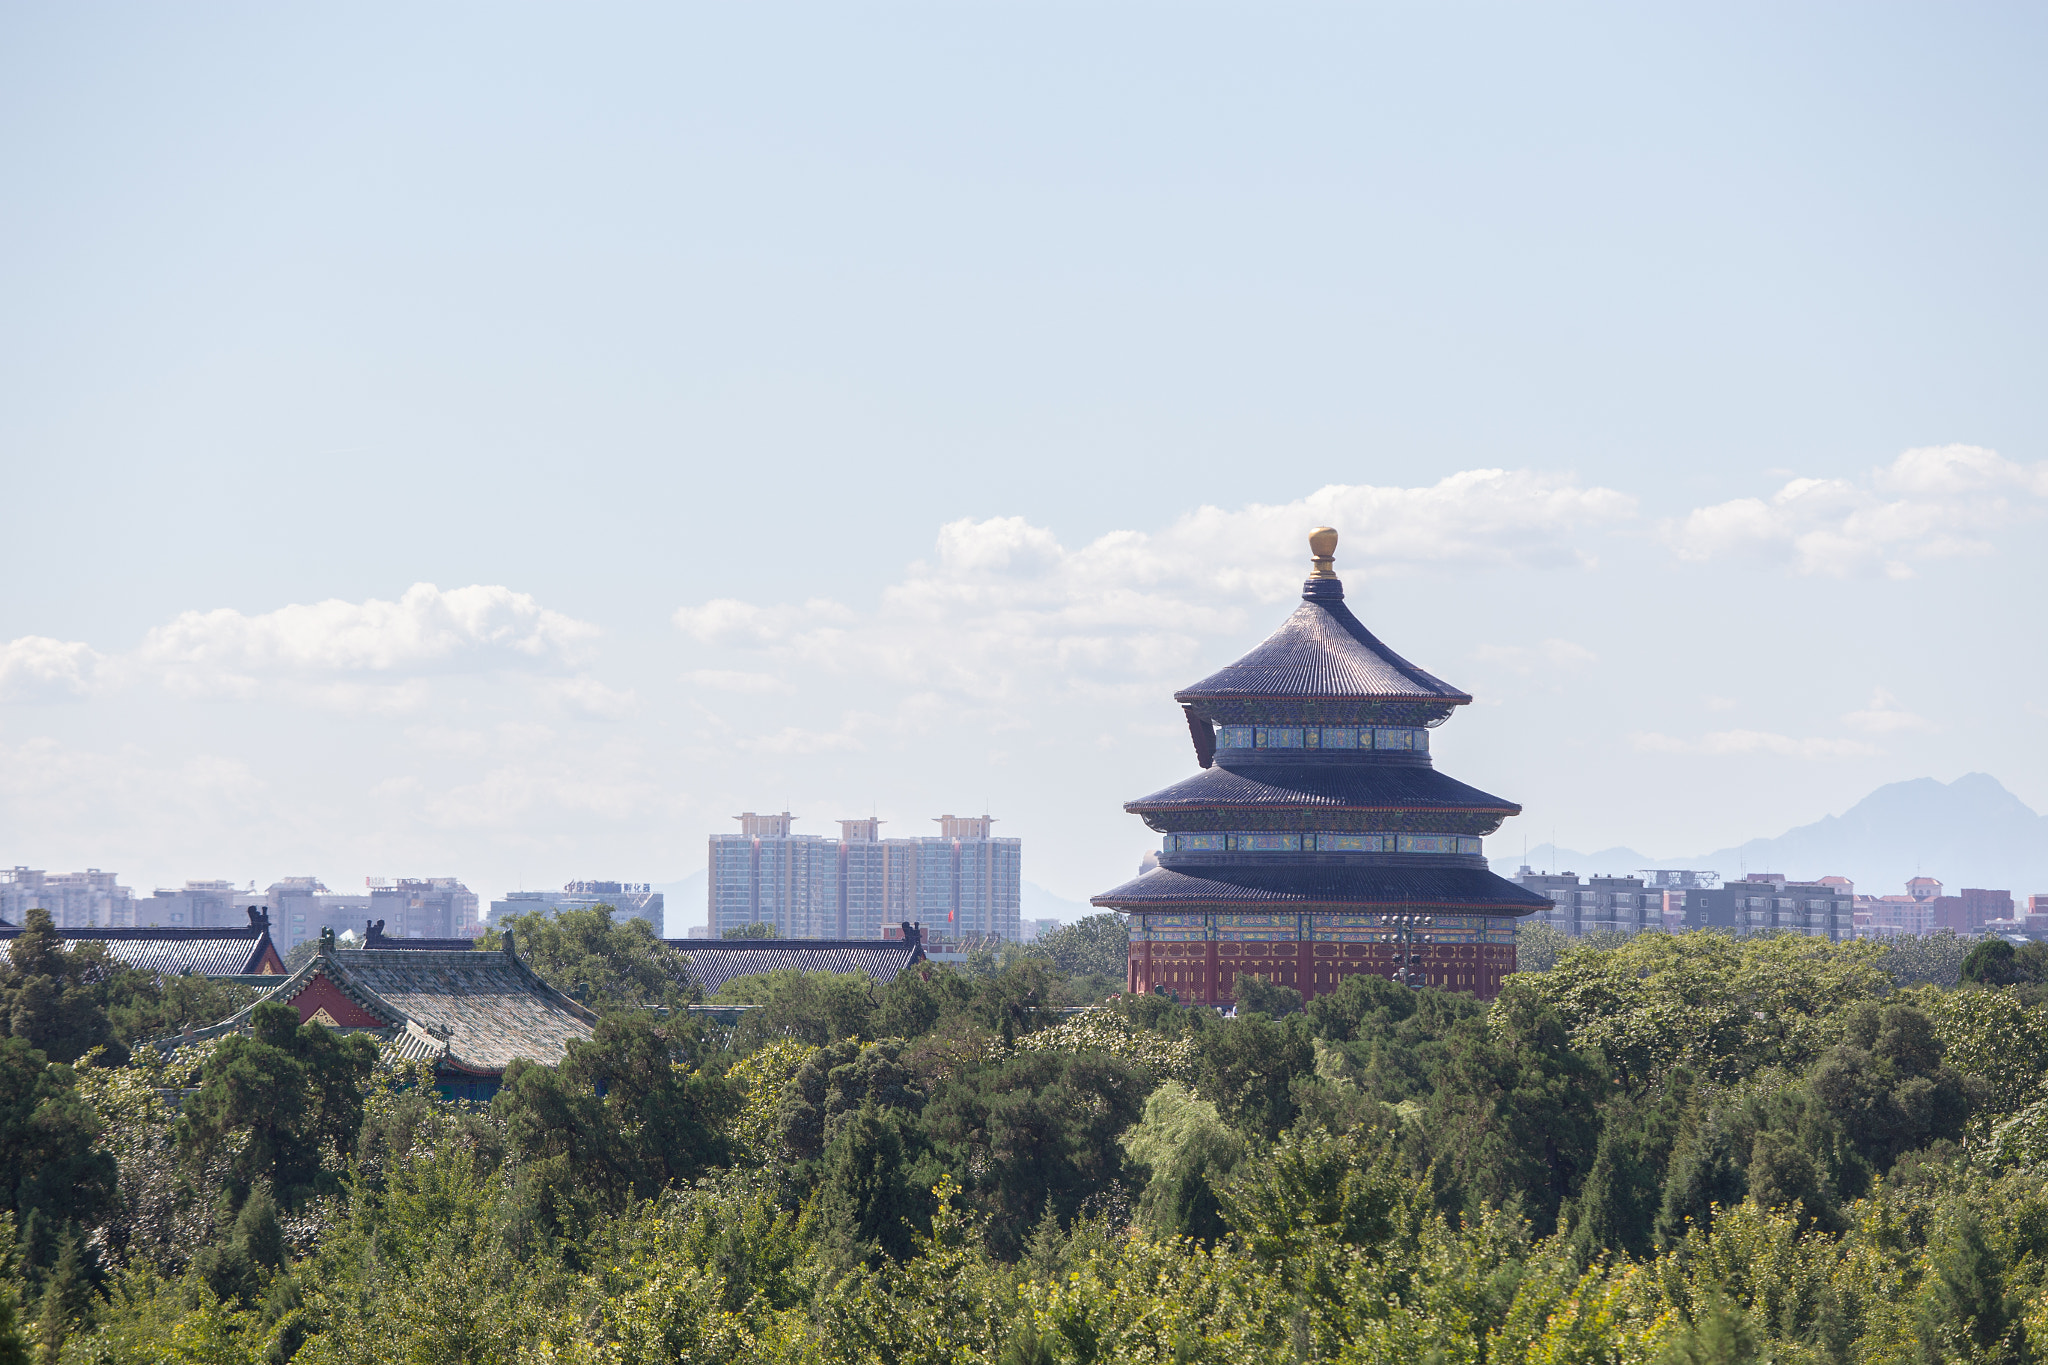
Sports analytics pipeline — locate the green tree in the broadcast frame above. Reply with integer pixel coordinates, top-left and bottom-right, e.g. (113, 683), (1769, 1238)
(483, 909), (692, 1009)
(0, 1214), (27, 1365)
(496, 1013), (735, 1218)
(1233, 976), (1303, 1018)
(175, 1001), (378, 1208)
(1026, 914), (1128, 982)
(1808, 1002), (1969, 1173)
(1119, 1081), (1243, 1244)
(1916, 1208), (2027, 1363)
(1876, 931), (1973, 989)
(875, 966), (976, 1040)
(1515, 930), (1888, 1092)
(713, 969), (878, 1049)
(920, 1050), (1151, 1258)
(778, 1038), (925, 1163)
(1514, 919), (1573, 975)
(1417, 985), (1604, 1234)
(0, 908), (251, 1066)
(0, 1040), (115, 1246)
(723, 922), (779, 939)
(1196, 1014), (1315, 1140)
(815, 1101), (932, 1265)
(1568, 1071), (1692, 1261)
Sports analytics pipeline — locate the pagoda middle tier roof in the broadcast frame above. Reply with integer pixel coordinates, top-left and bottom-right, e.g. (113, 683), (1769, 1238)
(1175, 581), (1471, 706)
(1126, 761), (1521, 818)
(1092, 863), (1549, 913)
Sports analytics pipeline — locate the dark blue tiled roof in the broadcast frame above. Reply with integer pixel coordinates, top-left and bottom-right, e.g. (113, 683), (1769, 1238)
(663, 939), (924, 995)
(1092, 864), (1549, 911)
(1176, 578), (1470, 705)
(1126, 762), (1519, 815)
(0, 927), (283, 978)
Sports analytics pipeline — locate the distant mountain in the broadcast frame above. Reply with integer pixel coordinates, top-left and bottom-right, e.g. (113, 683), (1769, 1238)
(1682, 774), (2048, 897)
(1490, 843), (1662, 879)
(1491, 774), (2048, 897)
(1024, 881), (1095, 925)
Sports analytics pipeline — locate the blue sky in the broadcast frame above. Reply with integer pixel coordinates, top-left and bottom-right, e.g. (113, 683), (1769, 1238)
(3, 4), (2045, 917)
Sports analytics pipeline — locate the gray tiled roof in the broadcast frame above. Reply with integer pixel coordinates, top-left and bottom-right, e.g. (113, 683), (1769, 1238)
(0, 927), (282, 978)
(172, 943), (597, 1076)
(1126, 762), (1521, 818)
(1175, 580), (1471, 705)
(662, 939), (924, 995)
(1092, 864), (1551, 912)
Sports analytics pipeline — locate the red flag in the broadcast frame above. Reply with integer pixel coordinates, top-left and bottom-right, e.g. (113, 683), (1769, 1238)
(948, 909), (956, 922)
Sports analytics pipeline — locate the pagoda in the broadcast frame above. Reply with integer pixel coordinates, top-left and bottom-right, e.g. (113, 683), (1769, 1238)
(1091, 527), (1547, 1003)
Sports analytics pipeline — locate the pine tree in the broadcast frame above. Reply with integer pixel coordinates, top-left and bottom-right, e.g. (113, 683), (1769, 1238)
(0, 1215), (31, 1365)
(1917, 1208), (2026, 1363)
(31, 1228), (89, 1365)
(814, 1101), (928, 1265)
(1659, 1289), (1763, 1365)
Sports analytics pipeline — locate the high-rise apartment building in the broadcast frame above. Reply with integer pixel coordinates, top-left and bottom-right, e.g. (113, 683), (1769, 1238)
(368, 878), (480, 939)
(2, 867), (137, 928)
(917, 815), (1021, 939)
(708, 811), (1022, 940)
(143, 880), (257, 928)
(267, 879), (375, 951)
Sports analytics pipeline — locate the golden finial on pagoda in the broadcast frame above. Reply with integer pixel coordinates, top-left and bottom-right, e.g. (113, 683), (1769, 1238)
(1308, 526), (1339, 579)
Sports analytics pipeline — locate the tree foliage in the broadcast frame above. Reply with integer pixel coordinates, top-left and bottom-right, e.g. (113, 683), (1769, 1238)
(480, 909), (692, 1010)
(14, 925), (2048, 1362)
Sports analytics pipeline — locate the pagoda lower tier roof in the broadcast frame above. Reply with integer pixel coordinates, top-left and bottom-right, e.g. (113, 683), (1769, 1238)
(1126, 761), (1521, 821)
(1091, 864), (1550, 913)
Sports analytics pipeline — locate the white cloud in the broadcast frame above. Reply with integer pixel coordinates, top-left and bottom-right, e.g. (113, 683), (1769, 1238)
(547, 676), (639, 720)
(682, 669), (797, 695)
(0, 636), (107, 701)
(1629, 729), (1881, 760)
(1472, 638), (1598, 676)
(1842, 688), (1932, 734)
(1664, 445), (2048, 578)
(672, 470), (1635, 707)
(141, 583), (599, 696)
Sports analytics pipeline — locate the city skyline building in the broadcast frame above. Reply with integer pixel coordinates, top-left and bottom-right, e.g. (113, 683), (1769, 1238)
(488, 881), (665, 933)
(2, 867), (137, 929)
(367, 877), (481, 940)
(708, 810), (1022, 939)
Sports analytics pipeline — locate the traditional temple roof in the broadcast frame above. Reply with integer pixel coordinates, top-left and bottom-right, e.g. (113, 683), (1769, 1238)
(664, 929), (927, 995)
(0, 916), (286, 978)
(171, 932), (597, 1076)
(362, 920), (477, 951)
(1125, 763), (1520, 825)
(1092, 863), (1550, 912)
(1175, 578), (1470, 709)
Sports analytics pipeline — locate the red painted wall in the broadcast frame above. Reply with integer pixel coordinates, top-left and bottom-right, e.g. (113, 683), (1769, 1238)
(1130, 939), (1517, 1003)
(287, 973), (388, 1028)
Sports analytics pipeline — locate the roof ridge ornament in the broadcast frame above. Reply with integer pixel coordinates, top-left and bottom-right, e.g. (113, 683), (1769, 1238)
(1308, 526), (1338, 580)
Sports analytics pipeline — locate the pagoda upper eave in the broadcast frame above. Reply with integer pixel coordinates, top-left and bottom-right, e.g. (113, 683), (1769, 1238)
(1125, 762), (1520, 834)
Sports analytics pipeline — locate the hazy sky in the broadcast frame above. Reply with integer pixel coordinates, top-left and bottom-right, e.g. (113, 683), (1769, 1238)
(4, 4), (2045, 917)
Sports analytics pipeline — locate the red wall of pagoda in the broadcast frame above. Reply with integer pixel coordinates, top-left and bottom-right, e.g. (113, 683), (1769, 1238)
(286, 973), (388, 1028)
(1130, 938), (1516, 1004)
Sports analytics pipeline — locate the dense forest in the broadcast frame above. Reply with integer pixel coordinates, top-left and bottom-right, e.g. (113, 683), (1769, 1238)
(7, 904), (2048, 1363)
